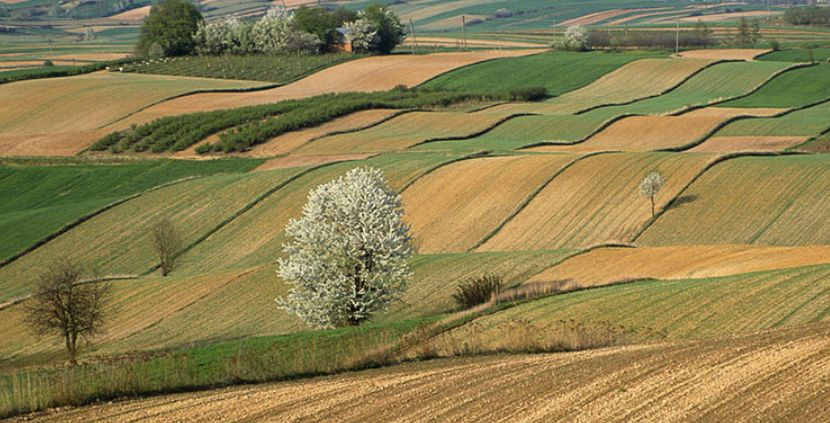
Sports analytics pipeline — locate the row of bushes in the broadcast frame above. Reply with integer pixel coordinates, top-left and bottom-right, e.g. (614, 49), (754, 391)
(587, 29), (717, 50)
(0, 60), (132, 85)
(785, 5), (830, 26)
(92, 86), (549, 154)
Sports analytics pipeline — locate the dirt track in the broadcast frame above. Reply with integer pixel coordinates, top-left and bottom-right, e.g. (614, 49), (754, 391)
(20, 324), (830, 422)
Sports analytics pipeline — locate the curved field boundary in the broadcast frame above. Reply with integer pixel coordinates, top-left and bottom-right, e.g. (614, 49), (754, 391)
(413, 51), (546, 88)
(468, 151), (607, 251)
(0, 175), (202, 271)
(406, 112), (535, 150)
(397, 151), (491, 193)
(138, 161), (355, 276)
(525, 245), (830, 290)
(631, 151), (809, 244)
(476, 152), (722, 251)
(792, 126), (830, 152)
(701, 96), (830, 144)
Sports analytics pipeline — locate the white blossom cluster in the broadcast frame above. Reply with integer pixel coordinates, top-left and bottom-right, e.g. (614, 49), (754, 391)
(343, 18), (378, 53)
(555, 25), (589, 51)
(194, 8), (320, 55)
(277, 167), (413, 329)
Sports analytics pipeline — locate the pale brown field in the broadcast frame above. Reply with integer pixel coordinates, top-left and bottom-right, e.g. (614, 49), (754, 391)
(44, 52), (132, 61)
(0, 60), (83, 68)
(676, 48), (771, 61)
(477, 152), (719, 251)
(0, 130), (108, 156)
(691, 135), (807, 152)
(676, 10), (781, 23)
(401, 36), (545, 49)
(403, 154), (579, 253)
(526, 245), (830, 288)
(532, 107), (785, 152)
(104, 5), (150, 21)
(19, 324), (830, 422)
(253, 153), (376, 171)
(559, 8), (661, 26)
(416, 15), (490, 31)
(115, 51), (535, 128)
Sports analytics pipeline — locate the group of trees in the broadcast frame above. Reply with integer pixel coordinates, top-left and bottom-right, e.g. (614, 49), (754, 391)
(784, 5), (830, 26)
(137, 0), (405, 58)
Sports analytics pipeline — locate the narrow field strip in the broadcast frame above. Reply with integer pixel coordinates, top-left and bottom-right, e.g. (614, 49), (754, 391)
(476, 152), (719, 251)
(638, 154), (830, 246)
(402, 154), (579, 253)
(526, 245), (830, 289)
(675, 49), (770, 61)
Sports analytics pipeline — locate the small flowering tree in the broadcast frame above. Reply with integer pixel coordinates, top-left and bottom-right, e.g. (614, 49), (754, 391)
(277, 167), (413, 329)
(556, 25), (589, 51)
(344, 18), (378, 53)
(639, 171), (666, 218)
(252, 8), (319, 54)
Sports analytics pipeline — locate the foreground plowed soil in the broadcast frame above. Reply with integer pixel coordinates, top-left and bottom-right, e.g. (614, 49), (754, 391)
(21, 325), (830, 422)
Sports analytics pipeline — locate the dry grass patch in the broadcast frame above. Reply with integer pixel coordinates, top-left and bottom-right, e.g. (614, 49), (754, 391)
(638, 154), (830, 246)
(403, 154), (579, 253)
(477, 152), (719, 251)
(293, 111), (509, 155)
(526, 245), (830, 289)
(676, 49), (771, 61)
(116, 51), (534, 127)
(26, 323), (830, 422)
(691, 135), (808, 152)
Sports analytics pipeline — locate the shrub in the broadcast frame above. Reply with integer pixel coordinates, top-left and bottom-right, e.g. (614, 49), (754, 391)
(452, 274), (503, 309)
(42, 60), (54, 67)
(510, 86), (548, 101)
(359, 4), (405, 54)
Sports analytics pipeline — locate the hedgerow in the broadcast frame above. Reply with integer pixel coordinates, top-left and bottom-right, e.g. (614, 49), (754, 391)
(93, 86), (539, 154)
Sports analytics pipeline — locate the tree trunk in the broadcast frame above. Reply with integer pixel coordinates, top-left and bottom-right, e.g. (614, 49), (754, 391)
(65, 332), (78, 366)
(650, 195), (655, 218)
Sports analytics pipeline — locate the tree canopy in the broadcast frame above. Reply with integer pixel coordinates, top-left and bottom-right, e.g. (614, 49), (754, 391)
(137, 0), (203, 57)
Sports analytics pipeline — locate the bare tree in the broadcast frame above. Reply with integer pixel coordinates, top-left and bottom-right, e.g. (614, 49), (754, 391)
(23, 257), (110, 366)
(639, 171), (666, 218)
(152, 215), (181, 276)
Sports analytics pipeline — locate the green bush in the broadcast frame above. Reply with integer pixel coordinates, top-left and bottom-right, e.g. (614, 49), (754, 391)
(42, 60), (54, 67)
(510, 86), (548, 102)
(452, 274), (503, 309)
(136, 0), (202, 57)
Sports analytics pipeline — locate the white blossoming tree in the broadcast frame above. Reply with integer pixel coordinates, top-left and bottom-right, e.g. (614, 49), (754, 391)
(639, 170), (666, 218)
(277, 167), (413, 329)
(343, 18), (378, 53)
(556, 25), (589, 51)
(252, 7), (319, 55)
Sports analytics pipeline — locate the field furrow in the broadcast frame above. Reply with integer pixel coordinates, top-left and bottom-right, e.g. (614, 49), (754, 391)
(477, 152), (719, 251)
(402, 154), (579, 253)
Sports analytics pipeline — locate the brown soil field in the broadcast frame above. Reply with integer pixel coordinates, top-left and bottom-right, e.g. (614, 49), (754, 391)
(690, 135), (808, 152)
(676, 10), (781, 23)
(399, 0), (502, 23)
(21, 325), (830, 422)
(45, 52), (132, 61)
(402, 154), (579, 253)
(0, 60), (83, 68)
(292, 111), (509, 155)
(246, 109), (401, 157)
(526, 245), (830, 288)
(476, 152), (719, 251)
(486, 58), (714, 116)
(113, 51), (534, 129)
(401, 36), (545, 49)
(417, 15), (490, 31)
(532, 107), (784, 152)
(104, 5), (150, 21)
(676, 48), (771, 61)
(253, 153), (375, 171)
(0, 129), (107, 156)
(559, 8), (660, 26)
(0, 72), (264, 156)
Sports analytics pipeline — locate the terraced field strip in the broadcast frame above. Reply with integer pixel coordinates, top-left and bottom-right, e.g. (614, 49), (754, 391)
(112, 51), (534, 129)
(690, 135), (808, 152)
(292, 111), (513, 156)
(441, 262), (830, 348)
(677, 49), (770, 61)
(29, 324), (830, 422)
(175, 152), (464, 273)
(243, 109), (403, 157)
(477, 152), (719, 251)
(0, 168), (303, 302)
(533, 107), (785, 152)
(485, 58), (716, 115)
(721, 63), (830, 108)
(713, 99), (830, 138)
(402, 154), (579, 253)
(401, 37), (545, 49)
(638, 154), (830, 246)
(526, 245), (830, 289)
(415, 114), (612, 153)
(586, 60), (797, 119)
(0, 72), (265, 156)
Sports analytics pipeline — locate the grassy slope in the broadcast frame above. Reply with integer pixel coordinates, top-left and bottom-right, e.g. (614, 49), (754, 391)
(638, 154), (830, 246)
(420, 51), (663, 94)
(477, 152), (718, 251)
(758, 47), (830, 62)
(175, 152), (463, 274)
(0, 159), (262, 261)
(719, 63), (830, 108)
(0, 167), (304, 302)
(442, 263), (830, 347)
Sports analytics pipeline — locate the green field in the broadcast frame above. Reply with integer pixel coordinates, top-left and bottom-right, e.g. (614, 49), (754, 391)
(720, 63), (830, 108)
(121, 54), (361, 84)
(714, 100), (830, 137)
(759, 47), (830, 62)
(0, 159), (262, 262)
(421, 51), (663, 94)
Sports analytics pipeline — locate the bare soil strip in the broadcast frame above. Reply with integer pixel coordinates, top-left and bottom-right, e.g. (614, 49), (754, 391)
(690, 135), (808, 152)
(676, 49), (771, 61)
(20, 325), (830, 422)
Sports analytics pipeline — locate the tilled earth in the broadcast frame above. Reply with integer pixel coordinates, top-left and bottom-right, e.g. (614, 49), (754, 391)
(20, 324), (830, 422)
